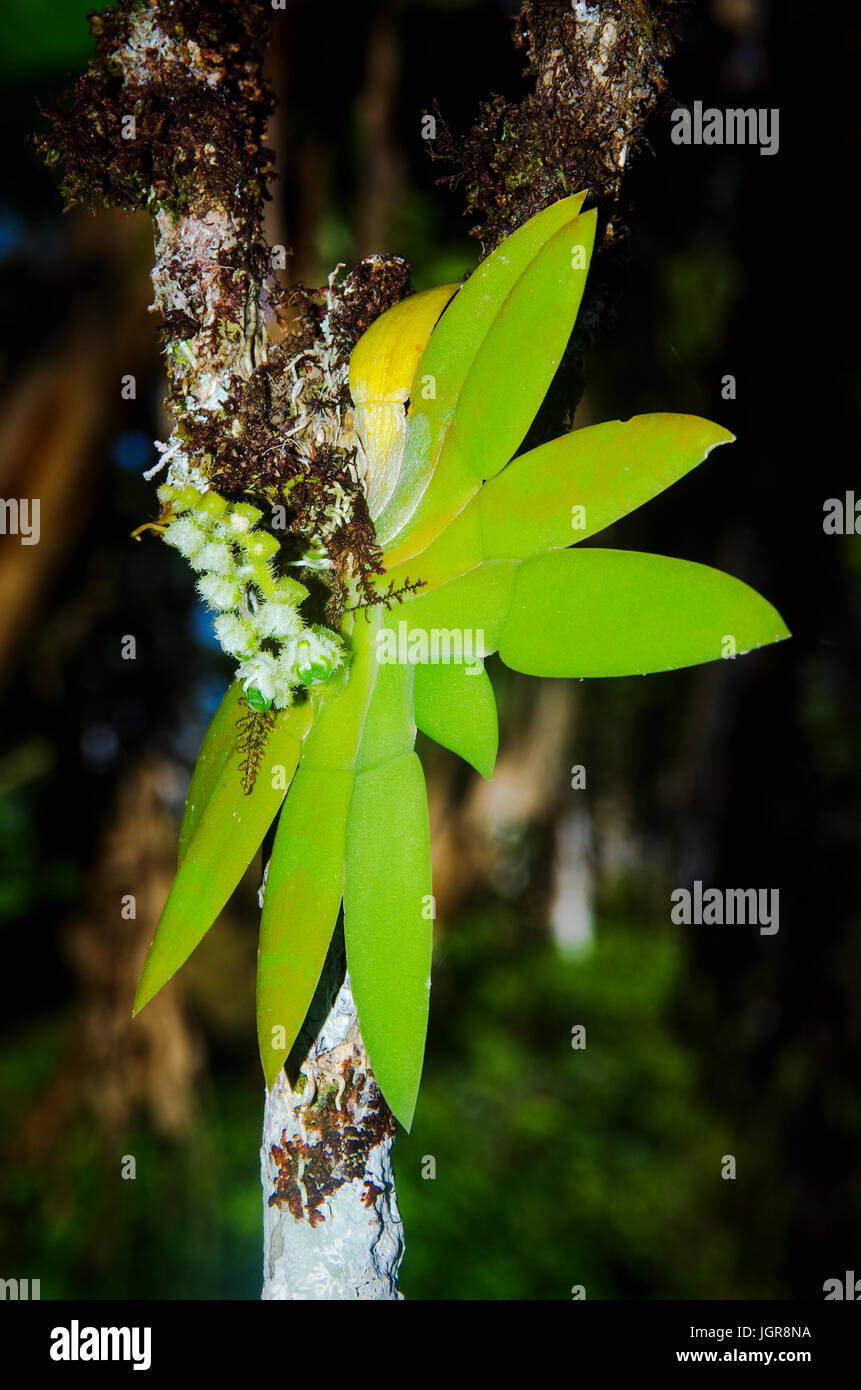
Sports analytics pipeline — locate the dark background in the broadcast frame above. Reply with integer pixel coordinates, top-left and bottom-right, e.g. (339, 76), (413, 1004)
(0, 0), (858, 1299)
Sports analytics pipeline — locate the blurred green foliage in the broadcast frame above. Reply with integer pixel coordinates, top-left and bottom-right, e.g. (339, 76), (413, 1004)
(397, 905), (741, 1300)
(0, 1017), (262, 1298)
(0, 0), (96, 76)
(0, 904), (751, 1299)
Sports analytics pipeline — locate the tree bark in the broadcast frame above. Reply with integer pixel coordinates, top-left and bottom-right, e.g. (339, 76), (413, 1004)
(260, 928), (404, 1300)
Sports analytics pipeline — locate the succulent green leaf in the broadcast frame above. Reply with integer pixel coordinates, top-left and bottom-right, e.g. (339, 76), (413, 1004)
(383, 414), (735, 597)
(178, 680), (245, 862)
(414, 661), (498, 779)
(382, 501), (484, 597)
(479, 414), (734, 560)
(134, 703), (310, 1015)
(353, 657), (416, 774)
(376, 193), (586, 552)
(344, 750), (433, 1131)
(399, 560), (519, 655)
(380, 198), (596, 561)
(257, 764), (353, 1088)
(300, 610), (381, 771)
(437, 212), (598, 485)
(498, 549), (791, 677)
(339, 646), (429, 1128)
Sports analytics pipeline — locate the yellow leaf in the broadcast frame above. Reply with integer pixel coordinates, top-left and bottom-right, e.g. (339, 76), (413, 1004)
(349, 284), (457, 520)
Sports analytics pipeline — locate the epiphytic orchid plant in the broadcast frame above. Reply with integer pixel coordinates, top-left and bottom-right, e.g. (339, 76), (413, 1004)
(134, 194), (789, 1129)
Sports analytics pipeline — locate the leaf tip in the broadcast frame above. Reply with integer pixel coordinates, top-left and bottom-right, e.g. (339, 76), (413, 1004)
(474, 740), (498, 781)
(762, 601), (792, 646)
(392, 1100), (416, 1134)
(740, 615), (791, 655)
(261, 1051), (287, 1093)
(131, 980), (151, 1018)
(133, 949), (175, 1017)
(703, 422), (736, 454)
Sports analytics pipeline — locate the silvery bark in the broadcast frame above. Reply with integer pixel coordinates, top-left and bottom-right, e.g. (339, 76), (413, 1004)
(260, 926), (404, 1300)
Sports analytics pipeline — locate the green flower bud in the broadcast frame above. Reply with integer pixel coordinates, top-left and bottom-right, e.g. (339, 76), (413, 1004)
(157, 483), (179, 507)
(198, 490), (229, 520)
(242, 530), (280, 563)
(245, 687), (273, 713)
(177, 485), (203, 512)
(275, 576), (309, 606)
(297, 661), (333, 687)
(229, 502), (263, 534)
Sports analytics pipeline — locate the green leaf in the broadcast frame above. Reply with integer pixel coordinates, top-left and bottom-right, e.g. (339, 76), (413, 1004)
(353, 658), (416, 774)
(414, 661), (498, 779)
(497, 549), (791, 677)
(257, 764), (353, 1088)
(387, 539), (788, 691)
(340, 644), (429, 1128)
(134, 703), (311, 1015)
(376, 194), (586, 552)
(382, 414), (734, 597)
(178, 681), (245, 862)
(382, 502), (484, 598)
(398, 560), (519, 655)
(380, 198), (596, 561)
(300, 609), (381, 771)
(344, 750), (433, 1131)
(479, 415), (734, 560)
(436, 212), (598, 485)
(254, 612), (389, 1088)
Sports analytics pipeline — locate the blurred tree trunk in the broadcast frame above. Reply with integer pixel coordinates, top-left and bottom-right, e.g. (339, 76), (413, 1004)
(354, 5), (405, 260)
(0, 212), (152, 684)
(53, 758), (202, 1143)
(14, 752), (204, 1227)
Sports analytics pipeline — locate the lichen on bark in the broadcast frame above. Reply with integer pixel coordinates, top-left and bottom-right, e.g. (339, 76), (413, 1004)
(431, 0), (687, 452)
(261, 934), (403, 1300)
(432, 0), (686, 257)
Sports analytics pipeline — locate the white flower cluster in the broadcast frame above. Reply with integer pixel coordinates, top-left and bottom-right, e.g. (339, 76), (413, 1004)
(159, 484), (344, 710)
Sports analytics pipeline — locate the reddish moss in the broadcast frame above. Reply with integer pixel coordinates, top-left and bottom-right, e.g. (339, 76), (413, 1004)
(327, 256), (414, 361)
(268, 1061), (396, 1225)
(35, 6), (435, 624)
(36, 0), (274, 238)
(431, 0), (686, 255)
